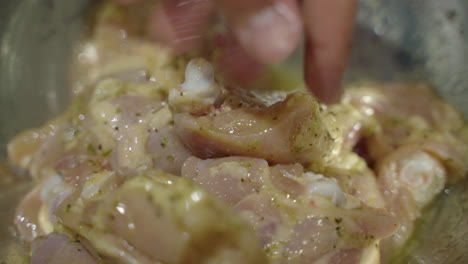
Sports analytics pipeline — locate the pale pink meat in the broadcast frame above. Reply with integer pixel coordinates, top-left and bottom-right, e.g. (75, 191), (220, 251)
(55, 152), (111, 186)
(376, 145), (447, 259)
(235, 194), (281, 246)
(343, 83), (463, 129)
(328, 168), (386, 209)
(8, 120), (68, 180)
(181, 156), (398, 264)
(282, 217), (339, 263)
(341, 83), (467, 260)
(87, 92), (193, 175)
(52, 172), (268, 264)
(419, 140), (467, 180)
(269, 164), (306, 198)
(99, 184), (191, 263)
(14, 186), (44, 242)
(343, 83), (467, 175)
(324, 104), (370, 150)
(146, 125), (193, 175)
(175, 92), (334, 169)
(112, 95), (163, 125)
(182, 156), (268, 205)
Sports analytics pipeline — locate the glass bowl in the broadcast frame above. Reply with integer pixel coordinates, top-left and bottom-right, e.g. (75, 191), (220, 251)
(1, 0), (467, 263)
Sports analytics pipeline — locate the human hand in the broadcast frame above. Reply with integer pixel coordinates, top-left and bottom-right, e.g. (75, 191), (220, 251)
(114, 0), (357, 103)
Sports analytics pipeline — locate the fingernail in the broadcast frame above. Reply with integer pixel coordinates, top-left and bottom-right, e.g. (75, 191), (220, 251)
(308, 69), (344, 104)
(320, 75), (343, 104)
(236, 2), (302, 63)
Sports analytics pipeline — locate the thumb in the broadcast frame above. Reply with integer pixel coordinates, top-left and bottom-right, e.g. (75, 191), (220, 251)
(219, 0), (302, 64)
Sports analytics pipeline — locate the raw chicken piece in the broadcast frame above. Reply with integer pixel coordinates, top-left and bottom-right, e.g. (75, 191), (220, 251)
(343, 83), (463, 129)
(343, 83), (467, 180)
(14, 186), (46, 242)
(7, 118), (69, 181)
(72, 24), (185, 94)
(146, 125), (193, 175)
(269, 164), (306, 198)
(45, 170), (267, 264)
(326, 167), (386, 209)
(173, 80), (333, 171)
(377, 145), (447, 260)
(86, 77), (195, 175)
(234, 193), (282, 246)
(324, 103), (376, 151)
(182, 156), (268, 205)
(341, 83), (468, 260)
(88, 79), (166, 173)
(8, 69), (193, 181)
(182, 156), (398, 263)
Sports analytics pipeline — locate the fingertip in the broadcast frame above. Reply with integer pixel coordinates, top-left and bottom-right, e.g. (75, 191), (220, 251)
(230, 1), (302, 64)
(302, 0), (357, 104)
(304, 43), (344, 104)
(306, 75), (344, 104)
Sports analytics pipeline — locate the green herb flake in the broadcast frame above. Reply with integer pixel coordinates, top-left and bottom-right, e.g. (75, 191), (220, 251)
(246, 141), (259, 152)
(87, 143), (96, 155)
(102, 149), (113, 157)
(160, 137), (168, 148)
(65, 204), (72, 213)
(294, 146), (304, 153)
(115, 88), (126, 97)
(169, 193), (181, 202)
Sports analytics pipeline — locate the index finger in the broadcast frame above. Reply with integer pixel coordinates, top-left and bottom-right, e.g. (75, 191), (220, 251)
(303, 0), (357, 103)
